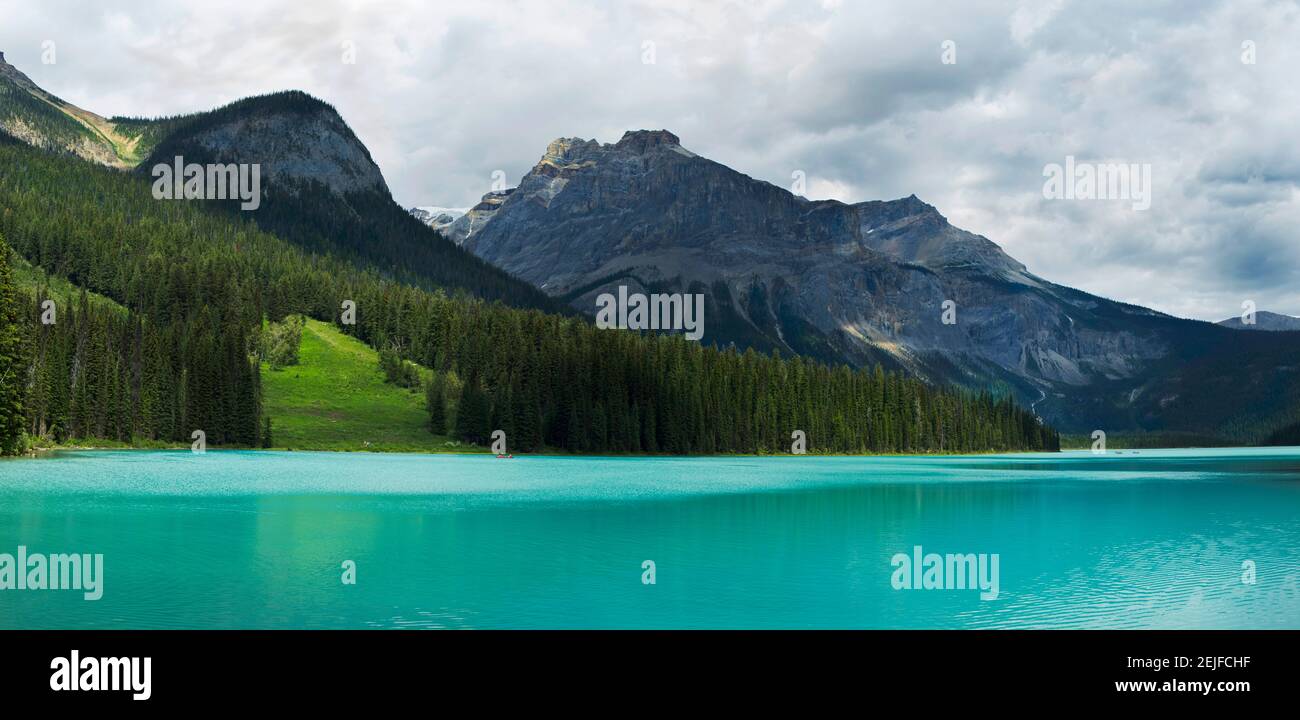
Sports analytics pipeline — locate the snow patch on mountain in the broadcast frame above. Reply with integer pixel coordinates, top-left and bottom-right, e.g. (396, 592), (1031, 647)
(410, 206), (468, 232)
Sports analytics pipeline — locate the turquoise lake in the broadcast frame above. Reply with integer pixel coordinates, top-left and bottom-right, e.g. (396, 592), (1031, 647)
(0, 448), (1297, 629)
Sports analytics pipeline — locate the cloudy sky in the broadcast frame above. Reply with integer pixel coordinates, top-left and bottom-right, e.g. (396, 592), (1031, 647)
(2, 0), (1297, 321)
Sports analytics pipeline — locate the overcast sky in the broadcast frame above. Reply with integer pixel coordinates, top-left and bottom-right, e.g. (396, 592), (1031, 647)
(2, 0), (1297, 321)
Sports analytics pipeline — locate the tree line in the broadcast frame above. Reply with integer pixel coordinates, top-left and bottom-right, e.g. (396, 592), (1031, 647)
(0, 238), (262, 449)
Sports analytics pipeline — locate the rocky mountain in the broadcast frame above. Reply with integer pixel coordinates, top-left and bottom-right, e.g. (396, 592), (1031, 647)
(435, 129), (1300, 439)
(1218, 311), (1300, 331)
(136, 90), (391, 198)
(1, 49), (387, 194)
(131, 91), (556, 310)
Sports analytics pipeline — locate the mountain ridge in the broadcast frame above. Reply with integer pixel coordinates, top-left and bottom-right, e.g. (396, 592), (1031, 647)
(4, 50), (1294, 445)
(427, 128), (1300, 440)
(136, 90), (391, 197)
(0, 51), (156, 166)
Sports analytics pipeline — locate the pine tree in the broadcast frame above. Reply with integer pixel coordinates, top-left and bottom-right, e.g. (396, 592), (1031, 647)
(0, 236), (31, 455)
(455, 377), (491, 445)
(426, 374), (447, 435)
(513, 379), (542, 452)
(491, 382), (515, 442)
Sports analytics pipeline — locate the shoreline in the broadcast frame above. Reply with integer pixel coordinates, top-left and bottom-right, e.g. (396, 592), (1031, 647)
(17, 444), (1291, 459)
(19, 443), (1057, 458)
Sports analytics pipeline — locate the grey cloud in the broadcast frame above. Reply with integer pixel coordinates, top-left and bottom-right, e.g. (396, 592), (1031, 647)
(1, 0), (1297, 321)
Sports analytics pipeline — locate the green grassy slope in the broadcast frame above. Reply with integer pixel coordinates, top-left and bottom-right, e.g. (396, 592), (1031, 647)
(261, 318), (479, 452)
(13, 256), (127, 315)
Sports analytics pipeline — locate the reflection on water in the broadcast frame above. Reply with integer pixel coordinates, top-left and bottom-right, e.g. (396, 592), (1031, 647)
(0, 448), (1297, 628)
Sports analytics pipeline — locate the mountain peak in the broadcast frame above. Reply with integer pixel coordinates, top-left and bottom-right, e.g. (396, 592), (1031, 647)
(1218, 310), (1300, 331)
(136, 89), (389, 198)
(614, 129), (681, 153)
(542, 136), (599, 165)
(899, 193), (934, 212)
(0, 51), (31, 85)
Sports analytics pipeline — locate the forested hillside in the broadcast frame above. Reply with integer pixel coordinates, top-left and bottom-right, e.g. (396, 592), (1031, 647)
(0, 132), (1057, 455)
(133, 91), (563, 312)
(0, 74), (101, 157)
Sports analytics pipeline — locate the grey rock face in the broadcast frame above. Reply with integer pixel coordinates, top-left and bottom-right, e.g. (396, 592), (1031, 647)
(0, 52), (39, 94)
(446, 129), (1170, 412)
(171, 106), (390, 198)
(443, 190), (512, 244)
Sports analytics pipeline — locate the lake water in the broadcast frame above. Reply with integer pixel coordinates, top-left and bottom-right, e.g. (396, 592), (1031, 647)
(1, 448), (1297, 629)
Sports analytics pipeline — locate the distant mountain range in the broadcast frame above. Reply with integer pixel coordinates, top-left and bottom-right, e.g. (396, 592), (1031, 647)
(410, 206), (467, 232)
(414, 129), (1300, 440)
(1217, 311), (1300, 332)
